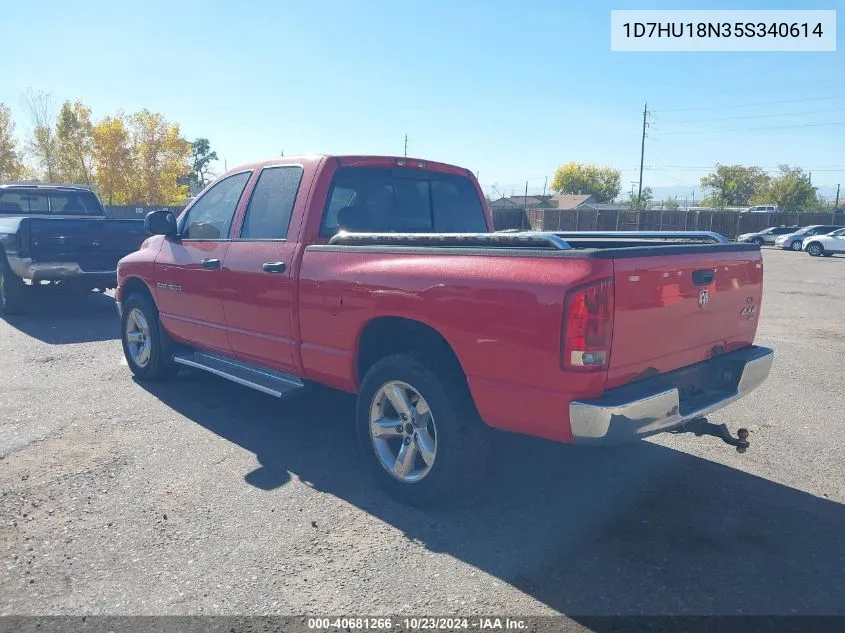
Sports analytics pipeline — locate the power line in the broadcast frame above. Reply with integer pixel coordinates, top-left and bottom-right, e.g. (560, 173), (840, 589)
(657, 106), (845, 125)
(656, 94), (845, 114)
(655, 120), (845, 135)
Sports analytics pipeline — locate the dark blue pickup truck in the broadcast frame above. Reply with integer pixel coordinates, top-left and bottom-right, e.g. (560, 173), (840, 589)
(0, 184), (147, 314)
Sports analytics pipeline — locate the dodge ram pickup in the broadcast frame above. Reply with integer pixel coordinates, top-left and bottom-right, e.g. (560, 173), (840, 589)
(116, 155), (774, 505)
(0, 184), (147, 314)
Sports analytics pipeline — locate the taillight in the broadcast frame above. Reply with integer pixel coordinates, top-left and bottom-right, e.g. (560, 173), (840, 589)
(562, 278), (614, 371)
(17, 220), (31, 258)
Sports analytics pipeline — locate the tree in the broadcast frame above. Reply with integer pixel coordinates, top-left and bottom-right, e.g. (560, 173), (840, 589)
(700, 164), (769, 208)
(56, 100), (94, 184)
(21, 88), (59, 181)
(0, 103), (24, 181)
(662, 195), (680, 211)
(189, 138), (218, 193)
(550, 162), (621, 203)
(126, 110), (191, 205)
(92, 114), (131, 204)
(628, 186), (653, 211)
(752, 165), (818, 211)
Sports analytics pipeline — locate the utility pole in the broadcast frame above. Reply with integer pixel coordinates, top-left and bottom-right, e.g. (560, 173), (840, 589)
(542, 176), (548, 197)
(835, 183), (840, 210)
(524, 180), (529, 208)
(404, 134), (408, 157)
(637, 102), (649, 205)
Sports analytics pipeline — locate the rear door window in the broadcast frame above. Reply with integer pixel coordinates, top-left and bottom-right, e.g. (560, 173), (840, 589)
(320, 167), (487, 237)
(239, 166), (303, 239)
(48, 190), (104, 215)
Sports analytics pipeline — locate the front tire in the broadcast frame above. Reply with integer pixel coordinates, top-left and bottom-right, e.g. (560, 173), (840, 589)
(356, 353), (490, 506)
(807, 242), (824, 257)
(0, 259), (27, 316)
(120, 293), (176, 380)
(791, 241), (803, 251)
(752, 237), (764, 246)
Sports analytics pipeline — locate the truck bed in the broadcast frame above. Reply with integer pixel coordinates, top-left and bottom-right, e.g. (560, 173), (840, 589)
(301, 229), (763, 441)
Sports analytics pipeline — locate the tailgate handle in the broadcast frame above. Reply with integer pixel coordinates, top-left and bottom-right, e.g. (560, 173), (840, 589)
(692, 269), (715, 286)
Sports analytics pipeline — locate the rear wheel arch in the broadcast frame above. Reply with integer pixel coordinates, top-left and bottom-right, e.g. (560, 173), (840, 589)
(355, 317), (469, 392)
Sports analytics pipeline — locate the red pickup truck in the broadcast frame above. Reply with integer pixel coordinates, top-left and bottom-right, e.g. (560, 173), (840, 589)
(116, 155), (774, 505)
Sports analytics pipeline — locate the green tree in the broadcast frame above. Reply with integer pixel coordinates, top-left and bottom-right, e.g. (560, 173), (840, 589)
(627, 186), (653, 210)
(189, 137), (218, 192)
(550, 161), (621, 203)
(21, 88), (59, 181)
(662, 195), (680, 211)
(56, 100), (94, 184)
(0, 103), (24, 181)
(752, 165), (818, 211)
(700, 164), (769, 208)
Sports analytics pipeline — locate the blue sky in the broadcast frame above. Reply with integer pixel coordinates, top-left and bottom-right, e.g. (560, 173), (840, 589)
(2, 0), (842, 199)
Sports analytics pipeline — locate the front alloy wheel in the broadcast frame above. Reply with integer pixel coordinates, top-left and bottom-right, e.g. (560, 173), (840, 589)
(807, 243), (823, 257)
(369, 381), (438, 483)
(791, 241), (803, 251)
(124, 307), (152, 368)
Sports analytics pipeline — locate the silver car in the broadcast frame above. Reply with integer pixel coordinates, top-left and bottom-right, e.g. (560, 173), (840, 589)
(737, 226), (798, 245)
(774, 225), (844, 251)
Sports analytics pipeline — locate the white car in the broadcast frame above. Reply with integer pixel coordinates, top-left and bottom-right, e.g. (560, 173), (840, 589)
(803, 228), (845, 257)
(744, 204), (778, 213)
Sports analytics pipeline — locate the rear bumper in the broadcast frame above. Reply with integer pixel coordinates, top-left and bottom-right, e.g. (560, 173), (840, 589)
(7, 255), (116, 285)
(569, 345), (774, 444)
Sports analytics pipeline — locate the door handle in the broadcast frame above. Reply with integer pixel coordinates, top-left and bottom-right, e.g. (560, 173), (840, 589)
(262, 261), (287, 273)
(692, 269), (715, 286)
(201, 258), (221, 269)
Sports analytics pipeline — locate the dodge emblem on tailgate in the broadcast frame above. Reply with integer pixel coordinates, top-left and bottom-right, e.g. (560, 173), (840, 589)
(698, 289), (709, 308)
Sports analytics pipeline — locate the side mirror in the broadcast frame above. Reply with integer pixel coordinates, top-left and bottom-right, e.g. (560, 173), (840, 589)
(145, 210), (178, 237)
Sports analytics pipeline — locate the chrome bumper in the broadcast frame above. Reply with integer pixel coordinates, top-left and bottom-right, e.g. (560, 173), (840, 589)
(7, 255), (116, 282)
(569, 346), (774, 444)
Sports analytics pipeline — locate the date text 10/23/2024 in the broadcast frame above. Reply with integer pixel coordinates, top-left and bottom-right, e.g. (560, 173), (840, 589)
(307, 618), (527, 631)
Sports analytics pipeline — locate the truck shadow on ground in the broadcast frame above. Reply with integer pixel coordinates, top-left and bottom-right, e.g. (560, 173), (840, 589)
(1, 288), (119, 344)
(139, 372), (845, 617)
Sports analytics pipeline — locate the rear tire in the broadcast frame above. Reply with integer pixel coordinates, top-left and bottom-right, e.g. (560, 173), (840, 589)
(807, 242), (824, 257)
(0, 259), (27, 316)
(356, 353), (490, 506)
(120, 293), (177, 380)
(752, 237), (763, 246)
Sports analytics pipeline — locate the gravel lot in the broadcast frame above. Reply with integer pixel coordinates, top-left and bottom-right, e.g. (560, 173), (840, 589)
(1, 248), (843, 619)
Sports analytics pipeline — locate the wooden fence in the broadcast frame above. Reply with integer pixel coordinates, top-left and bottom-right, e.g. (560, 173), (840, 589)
(493, 208), (845, 240)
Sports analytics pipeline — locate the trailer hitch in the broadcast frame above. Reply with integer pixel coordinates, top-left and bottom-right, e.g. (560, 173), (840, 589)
(673, 417), (750, 453)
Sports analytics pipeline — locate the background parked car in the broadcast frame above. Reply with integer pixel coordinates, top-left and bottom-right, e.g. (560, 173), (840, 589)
(737, 226), (799, 245)
(744, 204), (779, 213)
(803, 227), (845, 257)
(775, 225), (844, 251)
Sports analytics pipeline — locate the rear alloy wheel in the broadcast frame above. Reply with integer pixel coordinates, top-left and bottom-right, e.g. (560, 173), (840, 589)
(752, 237), (764, 246)
(356, 353), (490, 506)
(791, 241), (803, 251)
(807, 242), (824, 257)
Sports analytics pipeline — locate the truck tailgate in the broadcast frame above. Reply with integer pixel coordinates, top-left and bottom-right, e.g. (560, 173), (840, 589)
(29, 217), (147, 272)
(607, 248), (763, 389)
